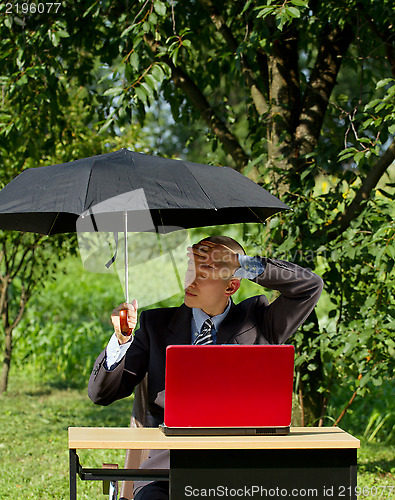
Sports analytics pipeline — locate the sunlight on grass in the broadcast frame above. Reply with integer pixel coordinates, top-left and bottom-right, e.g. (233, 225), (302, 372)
(0, 373), (132, 499)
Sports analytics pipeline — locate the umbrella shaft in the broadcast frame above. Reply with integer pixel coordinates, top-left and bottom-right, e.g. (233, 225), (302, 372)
(124, 211), (129, 303)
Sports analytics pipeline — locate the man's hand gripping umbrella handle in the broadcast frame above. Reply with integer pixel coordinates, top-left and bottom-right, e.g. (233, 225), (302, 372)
(112, 300), (138, 344)
(119, 309), (130, 334)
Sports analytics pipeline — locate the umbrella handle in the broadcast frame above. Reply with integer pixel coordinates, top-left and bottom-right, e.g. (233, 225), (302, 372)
(119, 309), (132, 336)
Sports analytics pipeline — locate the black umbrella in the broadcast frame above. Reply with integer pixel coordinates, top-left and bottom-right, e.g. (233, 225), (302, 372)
(0, 148), (289, 308)
(0, 148), (289, 233)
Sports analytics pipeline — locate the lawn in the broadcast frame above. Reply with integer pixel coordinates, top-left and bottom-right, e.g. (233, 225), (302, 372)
(0, 373), (394, 499)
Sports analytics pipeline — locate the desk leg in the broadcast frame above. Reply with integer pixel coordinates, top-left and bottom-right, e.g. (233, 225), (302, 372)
(69, 449), (77, 500)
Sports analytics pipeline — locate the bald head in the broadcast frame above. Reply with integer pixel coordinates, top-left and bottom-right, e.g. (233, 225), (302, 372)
(199, 236), (245, 256)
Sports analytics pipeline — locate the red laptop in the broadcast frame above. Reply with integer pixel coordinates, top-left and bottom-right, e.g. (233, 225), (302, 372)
(160, 344), (295, 436)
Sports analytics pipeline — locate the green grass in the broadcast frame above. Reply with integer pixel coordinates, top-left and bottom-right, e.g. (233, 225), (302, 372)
(1, 371), (394, 499)
(357, 443), (395, 499)
(0, 372), (132, 499)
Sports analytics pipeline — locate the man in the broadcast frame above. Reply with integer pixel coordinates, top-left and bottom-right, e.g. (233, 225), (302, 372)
(89, 236), (323, 500)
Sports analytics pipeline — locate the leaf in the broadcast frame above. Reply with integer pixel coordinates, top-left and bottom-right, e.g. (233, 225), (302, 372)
(374, 102), (386, 113)
(353, 151), (364, 164)
(97, 116), (114, 135)
(50, 31), (60, 47)
(149, 12), (158, 24)
(371, 376), (383, 387)
(123, 63), (132, 83)
(256, 6), (275, 19)
(82, 2), (100, 18)
(130, 51), (139, 71)
(338, 151), (356, 161)
(141, 82), (154, 97)
(144, 75), (157, 92)
(151, 64), (165, 83)
(376, 78), (393, 89)
(290, 0), (308, 5)
(171, 46), (180, 65)
(364, 99), (381, 111)
(4, 16), (13, 28)
(135, 86), (148, 104)
(361, 118), (374, 130)
(154, 0), (167, 16)
(103, 87), (123, 96)
(241, 0), (254, 14)
(385, 245), (395, 260)
(121, 25), (134, 39)
(57, 30), (70, 39)
(377, 189), (395, 200)
(358, 373), (370, 387)
(287, 6), (301, 17)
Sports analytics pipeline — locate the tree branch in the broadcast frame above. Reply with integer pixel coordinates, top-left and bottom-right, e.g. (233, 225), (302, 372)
(0, 276), (9, 316)
(333, 387), (358, 427)
(197, 0), (269, 115)
(10, 234), (41, 280)
(318, 138), (395, 240)
(294, 23), (354, 158)
(169, 61), (250, 170)
(9, 285), (29, 332)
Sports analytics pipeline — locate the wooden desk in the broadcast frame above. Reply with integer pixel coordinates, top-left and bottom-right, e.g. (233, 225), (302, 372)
(68, 427), (360, 499)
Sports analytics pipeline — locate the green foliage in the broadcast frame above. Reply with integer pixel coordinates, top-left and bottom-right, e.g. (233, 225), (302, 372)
(256, 0), (309, 31)
(11, 257), (123, 387)
(255, 172), (395, 430)
(338, 79), (395, 166)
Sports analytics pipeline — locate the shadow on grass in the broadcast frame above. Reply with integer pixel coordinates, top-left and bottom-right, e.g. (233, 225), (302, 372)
(77, 396), (135, 428)
(359, 457), (395, 475)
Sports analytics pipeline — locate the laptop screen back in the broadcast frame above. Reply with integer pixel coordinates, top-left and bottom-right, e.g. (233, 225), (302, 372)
(164, 345), (295, 428)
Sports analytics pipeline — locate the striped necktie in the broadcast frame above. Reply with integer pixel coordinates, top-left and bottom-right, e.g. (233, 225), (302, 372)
(194, 318), (214, 345)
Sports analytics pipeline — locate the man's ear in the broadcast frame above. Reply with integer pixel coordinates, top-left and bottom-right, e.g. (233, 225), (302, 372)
(225, 278), (241, 296)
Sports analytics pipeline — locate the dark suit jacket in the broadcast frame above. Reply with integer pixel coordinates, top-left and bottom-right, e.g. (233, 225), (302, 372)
(88, 258), (323, 422)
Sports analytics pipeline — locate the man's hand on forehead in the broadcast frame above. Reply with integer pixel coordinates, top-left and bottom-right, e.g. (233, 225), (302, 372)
(186, 241), (240, 280)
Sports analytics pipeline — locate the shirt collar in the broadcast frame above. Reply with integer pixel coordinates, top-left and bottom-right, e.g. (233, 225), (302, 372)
(192, 299), (232, 333)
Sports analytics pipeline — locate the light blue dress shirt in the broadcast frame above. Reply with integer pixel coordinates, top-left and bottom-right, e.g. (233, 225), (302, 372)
(191, 300), (232, 344)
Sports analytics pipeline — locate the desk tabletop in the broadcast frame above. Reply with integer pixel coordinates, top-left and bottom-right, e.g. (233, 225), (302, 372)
(68, 427), (360, 450)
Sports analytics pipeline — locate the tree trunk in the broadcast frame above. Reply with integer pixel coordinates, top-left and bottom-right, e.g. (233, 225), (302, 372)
(1, 324), (12, 392)
(266, 28), (300, 193)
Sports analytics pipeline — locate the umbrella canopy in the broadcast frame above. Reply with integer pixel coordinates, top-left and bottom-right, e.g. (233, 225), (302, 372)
(0, 148), (289, 235)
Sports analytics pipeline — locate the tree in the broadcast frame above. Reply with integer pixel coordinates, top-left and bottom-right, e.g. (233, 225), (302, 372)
(0, 1), (394, 420)
(2, 1), (393, 207)
(0, 75), (149, 391)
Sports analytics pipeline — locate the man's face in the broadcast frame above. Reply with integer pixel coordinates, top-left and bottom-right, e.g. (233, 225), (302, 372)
(184, 240), (240, 316)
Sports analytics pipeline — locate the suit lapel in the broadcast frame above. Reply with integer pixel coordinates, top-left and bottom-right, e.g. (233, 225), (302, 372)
(216, 300), (256, 345)
(166, 303), (192, 345)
